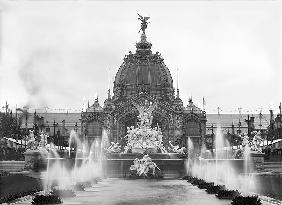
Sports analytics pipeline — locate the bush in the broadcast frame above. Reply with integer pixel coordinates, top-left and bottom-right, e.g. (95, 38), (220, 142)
(187, 176), (198, 183)
(0, 190), (39, 203)
(198, 182), (214, 189)
(182, 175), (189, 180)
(182, 175), (195, 181)
(32, 194), (62, 204)
(191, 178), (205, 186)
(206, 185), (225, 194)
(231, 195), (262, 205)
(216, 189), (241, 199)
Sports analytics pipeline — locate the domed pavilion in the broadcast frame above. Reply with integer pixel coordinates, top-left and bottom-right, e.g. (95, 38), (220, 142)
(81, 15), (206, 151)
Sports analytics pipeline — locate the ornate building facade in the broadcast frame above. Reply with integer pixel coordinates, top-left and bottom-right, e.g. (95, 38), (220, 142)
(81, 16), (206, 150)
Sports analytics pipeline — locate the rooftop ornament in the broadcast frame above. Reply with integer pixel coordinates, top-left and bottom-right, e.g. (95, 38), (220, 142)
(138, 13), (150, 34)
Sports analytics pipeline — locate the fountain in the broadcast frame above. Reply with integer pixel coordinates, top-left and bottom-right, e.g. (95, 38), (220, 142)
(129, 154), (162, 178)
(42, 130), (103, 194)
(186, 124), (265, 196)
(124, 100), (166, 154)
(25, 101), (183, 187)
(24, 131), (49, 171)
(103, 100), (187, 178)
(18, 116), (274, 205)
(42, 99), (188, 192)
(31, 108), (267, 204)
(31, 102), (270, 204)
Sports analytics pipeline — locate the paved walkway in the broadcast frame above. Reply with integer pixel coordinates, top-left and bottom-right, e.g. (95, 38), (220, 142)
(11, 179), (281, 205)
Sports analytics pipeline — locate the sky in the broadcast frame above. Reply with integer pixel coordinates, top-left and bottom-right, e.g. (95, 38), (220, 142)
(0, 0), (281, 114)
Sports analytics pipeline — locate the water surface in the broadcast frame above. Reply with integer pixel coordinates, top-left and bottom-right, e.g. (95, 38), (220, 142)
(63, 179), (230, 205)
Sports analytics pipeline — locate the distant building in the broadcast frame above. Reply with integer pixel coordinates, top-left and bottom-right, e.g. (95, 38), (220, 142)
(268, 108), (282, 141)
(18, 111), (271, 150)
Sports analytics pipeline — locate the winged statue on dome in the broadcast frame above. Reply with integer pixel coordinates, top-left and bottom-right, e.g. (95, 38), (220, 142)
(138, 13), (150, 34)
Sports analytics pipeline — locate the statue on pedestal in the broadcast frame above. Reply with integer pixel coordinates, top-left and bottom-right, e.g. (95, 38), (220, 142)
(138, 13), (150, 34)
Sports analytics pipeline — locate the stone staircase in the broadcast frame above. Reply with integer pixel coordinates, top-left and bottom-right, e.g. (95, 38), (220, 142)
(264, 162), (282, 173)
(0, 161), (25, 172)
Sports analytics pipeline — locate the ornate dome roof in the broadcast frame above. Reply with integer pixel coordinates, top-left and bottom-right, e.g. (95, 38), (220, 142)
(113, 32), (174, 101)
(114, 34), (173, 87)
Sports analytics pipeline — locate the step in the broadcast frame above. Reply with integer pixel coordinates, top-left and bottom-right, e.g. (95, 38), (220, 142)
(0, 161), (25, 172)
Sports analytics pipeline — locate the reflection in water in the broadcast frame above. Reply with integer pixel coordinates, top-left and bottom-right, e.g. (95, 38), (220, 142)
(62, 179), (230, 205)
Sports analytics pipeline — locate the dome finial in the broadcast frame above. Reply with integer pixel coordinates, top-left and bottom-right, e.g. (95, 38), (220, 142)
(138, 13), (150, 34)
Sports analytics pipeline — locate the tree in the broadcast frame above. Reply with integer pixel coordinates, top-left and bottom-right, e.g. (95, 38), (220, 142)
(0, 112), (18, 140)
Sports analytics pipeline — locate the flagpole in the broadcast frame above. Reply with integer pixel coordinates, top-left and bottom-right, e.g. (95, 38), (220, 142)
(203, 97), (206, 112)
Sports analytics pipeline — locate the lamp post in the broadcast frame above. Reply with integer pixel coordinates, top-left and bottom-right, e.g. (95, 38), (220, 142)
(245, 115), (251, 139)
(25, 113), (28, 149)
(57, 130), (61, 150)
(199, 122), (202, 149)
(275, 117), (281, 140)
(15, 106), (18, 150)
(45, 121), (51, 146)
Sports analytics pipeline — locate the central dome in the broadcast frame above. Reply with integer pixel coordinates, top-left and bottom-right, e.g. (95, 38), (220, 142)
(113, 32), (174, 101)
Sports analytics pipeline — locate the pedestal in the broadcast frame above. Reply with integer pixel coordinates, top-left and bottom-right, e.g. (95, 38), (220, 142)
(24, 150), (46, 172)
(250, 152), (265, 172)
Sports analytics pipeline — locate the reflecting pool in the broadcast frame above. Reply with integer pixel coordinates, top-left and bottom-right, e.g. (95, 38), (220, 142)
(61, 179), (229, 205)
